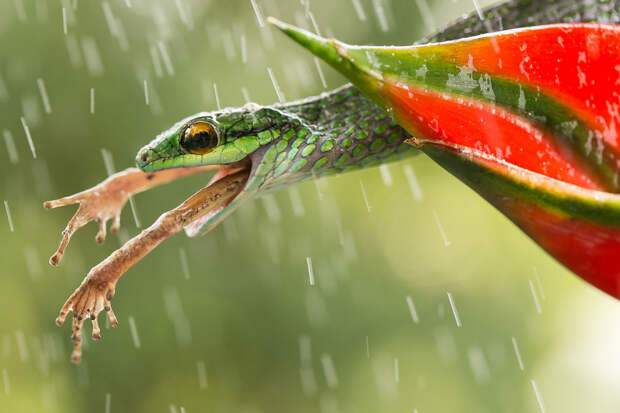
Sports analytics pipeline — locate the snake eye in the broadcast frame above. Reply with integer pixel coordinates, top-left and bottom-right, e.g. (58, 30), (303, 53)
(179, 121), (221, 155)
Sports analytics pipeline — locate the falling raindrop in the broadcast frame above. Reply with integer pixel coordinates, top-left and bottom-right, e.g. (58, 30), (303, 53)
(64, 35), (83, 68)
(163, 287), (192, 346)
(129, 196), (141, 228)
(261, 194), (281, 223)
(240, 34), (247, 64)
(37, 78), (52, 114)
(320, 354), (339, 389)
(150, 45), (163, 78)
(3, 129), (19, 164)
(267, 67), (285, 103)
(511, 336), (525, 371)
(472, 0), (485, 20)
(314, 58), (327, 89)
(104, 393), (111, 413)
(306, 256), (315, 286)
(158, 41), (175, 76)
(250, 0), (265, 27)
(306, 11), (321, 36)
(287, 186), (305, 217)
(432, 210), (450, 246)
(467, 346), (490, 382)
(528, 279), (542, 314)
(20, 116), (36, 158)
(175, 0), (193, 30)
(313, 175), (327, 200)
(102, 2), (117, 38)
(179, 247), (190, 280)
(359, 180), (371, 212)
(446, 292), (461, 327)
(299, 334), (312, 366)
(128, 316), (141, 349)
(15, 0), (27, 22)
(403, 164), (423, 201)
(405, 296), (419, 324)
(241, 87), (251, 103)
(531, 379), (546, 413)
(372, 0), (389, 32)
(213, 82), (221, 110)
(4, 200), (14, 232)
(221, 30), (237, 61)
(394, 358), (399, 383)
(82, 37), (105, 76)
(62, 7), (68, 34)
(351, 0), (367, 21)
(379, 164), (393, 186)
(101, 148), (116, 176)
(2, 368), (9, 394)
(532, 267), (546, 300)
(143, 80), (150, 105)
(414, 0), (436, 32)
(90, 87), (95, 114)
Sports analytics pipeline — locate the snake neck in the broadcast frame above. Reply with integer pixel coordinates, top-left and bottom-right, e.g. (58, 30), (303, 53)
(249, 86), (414, 193)
(249, 0), (620, 193)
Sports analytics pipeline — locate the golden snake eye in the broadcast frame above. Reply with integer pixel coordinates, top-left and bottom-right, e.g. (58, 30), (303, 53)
(179, 121), (220, 155)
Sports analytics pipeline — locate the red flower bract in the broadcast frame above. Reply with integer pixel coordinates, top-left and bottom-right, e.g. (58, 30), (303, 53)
(272, 19), (620, 299)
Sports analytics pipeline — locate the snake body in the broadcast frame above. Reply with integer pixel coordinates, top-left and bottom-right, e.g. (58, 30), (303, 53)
(252, 0), (620, 192)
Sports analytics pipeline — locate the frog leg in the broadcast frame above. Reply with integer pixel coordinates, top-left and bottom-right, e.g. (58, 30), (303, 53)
(55, 168), (249, 363)
(44, 165), (218, 266)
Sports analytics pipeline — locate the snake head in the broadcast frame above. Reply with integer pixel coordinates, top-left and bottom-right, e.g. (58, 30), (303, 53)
(135, 104), (306, 235)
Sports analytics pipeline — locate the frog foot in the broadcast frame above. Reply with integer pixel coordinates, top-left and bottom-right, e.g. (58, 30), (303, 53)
(55, 273), (118, 364)
(44, 179), (129, 266)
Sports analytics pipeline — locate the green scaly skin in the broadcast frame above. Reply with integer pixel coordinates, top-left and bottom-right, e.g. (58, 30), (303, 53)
(136, 0), (620, 235)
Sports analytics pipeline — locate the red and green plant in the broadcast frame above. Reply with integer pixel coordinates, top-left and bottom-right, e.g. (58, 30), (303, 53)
(272, 20), (620, 299)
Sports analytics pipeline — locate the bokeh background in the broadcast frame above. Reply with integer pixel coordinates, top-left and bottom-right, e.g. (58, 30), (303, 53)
(0, 0), (619, 412)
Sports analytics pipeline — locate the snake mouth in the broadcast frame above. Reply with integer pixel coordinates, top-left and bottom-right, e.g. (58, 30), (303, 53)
(182, 157), (253, 237)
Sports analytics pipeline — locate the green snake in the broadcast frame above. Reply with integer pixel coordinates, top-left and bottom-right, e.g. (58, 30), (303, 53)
(47, 0), (620, 363)
(137, 0), (620, 236)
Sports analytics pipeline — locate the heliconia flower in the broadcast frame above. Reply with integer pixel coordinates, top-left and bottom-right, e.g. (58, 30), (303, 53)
(270, 19), (620, 299)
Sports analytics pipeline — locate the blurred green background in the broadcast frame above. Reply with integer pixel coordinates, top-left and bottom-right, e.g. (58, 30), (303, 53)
(0, 0), (618, 412)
